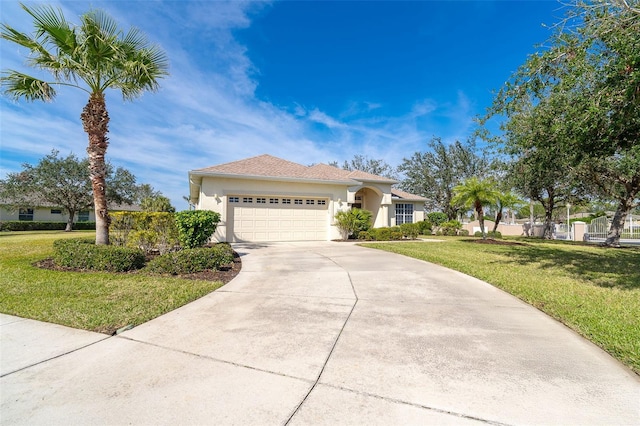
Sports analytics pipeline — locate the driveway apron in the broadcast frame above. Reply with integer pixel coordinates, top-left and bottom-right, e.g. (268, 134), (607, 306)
(1, 241), (638, 425)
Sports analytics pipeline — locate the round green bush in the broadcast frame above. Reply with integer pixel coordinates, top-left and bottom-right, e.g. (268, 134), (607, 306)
(145, 244), (234, 275)
(53, 238), (145, 272)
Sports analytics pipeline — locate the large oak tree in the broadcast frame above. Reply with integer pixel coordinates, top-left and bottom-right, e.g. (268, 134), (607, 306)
(488, 0), (640, 246)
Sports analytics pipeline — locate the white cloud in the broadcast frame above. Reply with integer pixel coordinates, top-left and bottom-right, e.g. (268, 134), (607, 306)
(0, 0), (482, 210)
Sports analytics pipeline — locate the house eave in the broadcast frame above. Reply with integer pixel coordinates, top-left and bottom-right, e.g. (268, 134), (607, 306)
(188, 170), (359, 186)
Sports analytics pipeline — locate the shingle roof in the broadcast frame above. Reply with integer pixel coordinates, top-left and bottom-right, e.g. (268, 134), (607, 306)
(191, 154), (397, 184)
(391, 188), (428, 201)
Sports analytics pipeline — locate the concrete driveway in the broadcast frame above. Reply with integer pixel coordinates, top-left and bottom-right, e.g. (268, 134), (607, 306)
(1, 242), (639, 425)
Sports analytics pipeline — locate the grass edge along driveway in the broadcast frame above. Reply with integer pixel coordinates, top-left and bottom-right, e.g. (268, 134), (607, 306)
(0, 231), (224, 334)
(364, 238), (640, 375)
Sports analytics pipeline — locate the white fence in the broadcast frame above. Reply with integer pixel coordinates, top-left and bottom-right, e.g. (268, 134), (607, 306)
(586, 215), (640, 243)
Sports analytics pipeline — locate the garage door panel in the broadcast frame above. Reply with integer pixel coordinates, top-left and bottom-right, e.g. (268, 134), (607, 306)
(229, 197), (328, 242)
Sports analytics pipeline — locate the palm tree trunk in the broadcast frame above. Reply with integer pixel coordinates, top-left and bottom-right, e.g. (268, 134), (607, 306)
(81, 93), (110, 245)
(477, 203), (486, 239)
(492, 210), (502, 233)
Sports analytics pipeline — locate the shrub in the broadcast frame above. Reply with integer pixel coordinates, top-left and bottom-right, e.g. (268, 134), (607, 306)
(53, 238), (145, 272)
(372, 227), (391, 241)
(474, 230), (502, 239)
(358, 230), (374, 241)
(0, 221), (96, 231)
(111, 212), (179, 254)
(110, 212), (135, 246)
(427, 212), (448, 227)
(440, 220), (462, 236)
(400, 223), (420, 239)
(145, 244), (234, 275)
(417, 220), (432, 235)
(334, 208), (372, 239)
(174, 210), (220, 249)
(458, 229), (470, 236)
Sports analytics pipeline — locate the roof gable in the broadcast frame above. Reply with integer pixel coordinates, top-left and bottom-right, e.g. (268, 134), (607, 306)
(192, 154), (311, 179)
(191, 154), (397, 184)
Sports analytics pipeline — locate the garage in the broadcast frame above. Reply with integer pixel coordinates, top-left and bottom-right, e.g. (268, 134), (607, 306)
(227, 195), (328, 242)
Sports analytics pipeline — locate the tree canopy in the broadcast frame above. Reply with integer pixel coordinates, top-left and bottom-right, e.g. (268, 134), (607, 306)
(486, 0), (640, 246)
(329, 155), (397, 179)
(0, 150), (139, 231)
(399, 138), (489, 220)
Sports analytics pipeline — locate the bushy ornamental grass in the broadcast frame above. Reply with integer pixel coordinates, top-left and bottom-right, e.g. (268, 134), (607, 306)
(365, 239), (640, 374)
(53, 238), (145, 272)
(146, 244), (234, 275)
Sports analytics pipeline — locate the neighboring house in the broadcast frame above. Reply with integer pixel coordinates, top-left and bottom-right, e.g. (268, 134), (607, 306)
(188, 154), (426, 242)
(0, 202), (141, 223)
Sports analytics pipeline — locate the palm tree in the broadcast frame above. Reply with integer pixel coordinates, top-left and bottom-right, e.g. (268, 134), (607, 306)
(1, 4), (168, 244)
(451, 177), (499, 239)
(492, 191), (524, 233)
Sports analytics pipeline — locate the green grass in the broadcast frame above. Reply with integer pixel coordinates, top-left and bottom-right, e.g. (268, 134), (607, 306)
(0, 231), (224, 334)
(364, 237), (640, 374)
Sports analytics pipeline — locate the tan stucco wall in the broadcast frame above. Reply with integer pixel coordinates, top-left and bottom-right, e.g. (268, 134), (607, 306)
(197, 177), (351, 241)
(462, 220), (524, 236)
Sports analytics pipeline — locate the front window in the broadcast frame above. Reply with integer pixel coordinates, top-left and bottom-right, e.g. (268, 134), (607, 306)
(395, 203), (414, 225)
(19, 208), (34, 221)
(78, 211), (90, 222)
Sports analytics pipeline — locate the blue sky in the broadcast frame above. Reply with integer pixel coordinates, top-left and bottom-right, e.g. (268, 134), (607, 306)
(0, 0), (566, 209)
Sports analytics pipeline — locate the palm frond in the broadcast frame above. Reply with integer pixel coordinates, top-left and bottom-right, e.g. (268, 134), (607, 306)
(20, 3), (78, 57)
(1, 71), (56, 101)
(4, 4), (168, 99)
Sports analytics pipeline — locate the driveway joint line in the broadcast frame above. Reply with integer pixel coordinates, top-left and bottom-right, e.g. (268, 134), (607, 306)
(215, 289), (356, 301)
(316, 382), (513, 426)
(0, 334), (112, 378)
(114, 335), (314, 384)
(284, 249), (359, 425)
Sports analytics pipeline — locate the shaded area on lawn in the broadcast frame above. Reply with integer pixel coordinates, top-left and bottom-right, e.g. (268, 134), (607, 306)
(466, 239), (640, 291)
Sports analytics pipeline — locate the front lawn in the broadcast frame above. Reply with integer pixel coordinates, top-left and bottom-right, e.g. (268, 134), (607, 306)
(364, 238), (640, 374)
(0, 231), (226, 334)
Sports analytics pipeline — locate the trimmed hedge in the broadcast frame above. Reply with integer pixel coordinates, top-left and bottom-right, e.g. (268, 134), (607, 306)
(417, 220), (432, 235)
(400, 223), (420, 239)
(53, 238), (145, 272)
(357, 226), (406, 241)
(0, 221), (96, 231)
(145, 244), (234, 275)
(474, 230), (503, 239)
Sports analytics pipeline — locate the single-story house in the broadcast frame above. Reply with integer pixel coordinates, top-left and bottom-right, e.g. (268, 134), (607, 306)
(0, 201), (140, 223)
(188, 154), (427, 242)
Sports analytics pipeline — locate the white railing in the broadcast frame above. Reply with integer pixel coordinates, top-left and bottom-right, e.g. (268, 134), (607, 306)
(587, 215), (640, 242)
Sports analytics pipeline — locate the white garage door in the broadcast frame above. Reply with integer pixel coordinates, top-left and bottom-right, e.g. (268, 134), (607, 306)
(228, 196), (328, 242)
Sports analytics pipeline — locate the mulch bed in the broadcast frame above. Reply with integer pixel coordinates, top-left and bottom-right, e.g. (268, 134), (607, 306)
(34, 251), (243, 284)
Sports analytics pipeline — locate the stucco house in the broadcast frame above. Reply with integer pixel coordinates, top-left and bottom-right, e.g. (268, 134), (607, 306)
(188, 154), (426, 242)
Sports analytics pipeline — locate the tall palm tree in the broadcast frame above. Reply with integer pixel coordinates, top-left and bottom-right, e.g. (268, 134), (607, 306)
(451, 177), (499, 239)
(1, 4), (168, 244)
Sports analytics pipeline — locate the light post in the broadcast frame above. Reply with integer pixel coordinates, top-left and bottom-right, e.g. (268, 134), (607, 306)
(566, 203), (571, 241)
